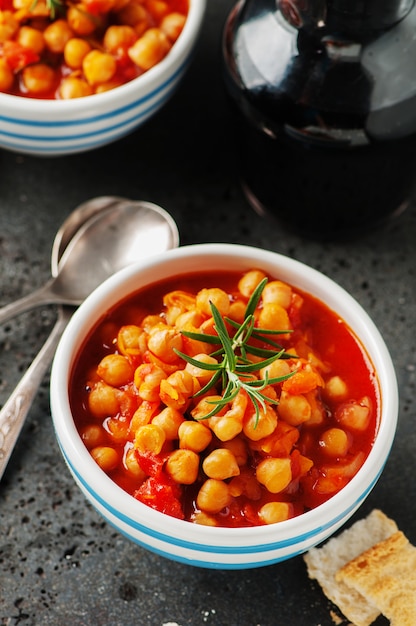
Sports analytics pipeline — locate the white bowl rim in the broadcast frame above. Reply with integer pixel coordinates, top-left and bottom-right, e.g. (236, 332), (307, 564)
(0, 0), (206, 114)
(50, 243), (398, 550)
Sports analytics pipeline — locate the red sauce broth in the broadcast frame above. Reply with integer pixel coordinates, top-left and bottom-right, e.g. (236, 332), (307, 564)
(69, 270), (380, 527)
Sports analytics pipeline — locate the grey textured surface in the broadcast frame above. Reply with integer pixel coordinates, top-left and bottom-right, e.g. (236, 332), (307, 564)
(0, 1), (415, 625)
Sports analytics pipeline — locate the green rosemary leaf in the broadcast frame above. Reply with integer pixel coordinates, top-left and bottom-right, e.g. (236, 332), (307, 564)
(210, 303), (236, 371)
(176, 277), (299, 427)
(192, 369), (223, 398)
(180, 329), (222, 345)
(235, 350), (287, 373)
(173, 349), (221, 371)
(244, 277), (269, 318)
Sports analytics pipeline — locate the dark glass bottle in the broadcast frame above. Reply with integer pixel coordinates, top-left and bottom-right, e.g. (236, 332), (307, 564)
(222, 0), (416, 239)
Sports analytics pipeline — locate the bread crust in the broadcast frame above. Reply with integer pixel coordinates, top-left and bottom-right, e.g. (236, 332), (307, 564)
(303, 509), (398, 626)
(336, 531), (416, 626)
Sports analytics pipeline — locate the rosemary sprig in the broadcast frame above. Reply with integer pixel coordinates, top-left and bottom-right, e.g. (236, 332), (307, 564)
(174, 278), (297, 426)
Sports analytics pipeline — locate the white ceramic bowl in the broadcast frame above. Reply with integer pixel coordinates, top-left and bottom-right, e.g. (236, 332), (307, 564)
(50, 244), (398, 569)
(0, 0), (205, 156)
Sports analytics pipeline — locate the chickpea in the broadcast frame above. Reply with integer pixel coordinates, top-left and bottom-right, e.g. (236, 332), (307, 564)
(165, 449), (199, 484)
(59, 76), (93, 99)
(221, 437), (248, 466)
(97, 354), (134, 387)
(159, 369), (195, 410)
(0, 58), (13, 92)
(243, 405), (278, 442)
(259, 358), (291, 382)
(134, 363), (166, 402)
(227, 300), (246, 324)
(335, 397), (371, 431)
(83, 50), (117, 86)
(278, 391), (311, 426)
(258, 302), (291, 337)
(202, 448), (240, 480)
(95, 79), (123, 93)
(118, 325), (145, 356)
(129, 400), (159, 433)
(191, 395), (223, 421)
(116, 2), (149, 28)
(256, 457), (292, 493)
(152, 407), (184, 440)
(319, 427), (350, 458)
(64, 38), (91, 69)
(0, 11), (19, 43)
(146, 0), (169, 20)
(160, 12), (186, 42)
(147, 326), (183, 363)
(67, 5), (97, 36)
(261, 280), (292, 309)
(238, 269), (266, 298)
(178, 420), (212, 452)
(44, 19), (73, 53)
(258, 502), (292, 524)
(195, 287), (230, 317)
(128, 26), (171, 69)
(325, 375), (348, 400)
(229, 467), (262, 500)
(103, 24), (137, 53)
(21, 63), (56, 94)
(88, 381), (120, 418)
(134, 423), (166, 454)
(123, 444), (146, 480)
(184, 353), (218, 385)
(80, 424), (106, 449)
(196, 479), (231, 514)
(210, 415), (243, 442)
(191, 511), (217, 527)
(17, 26), (45, 54)
(104, 416), (130, 443)
(91, 446), (119, 472)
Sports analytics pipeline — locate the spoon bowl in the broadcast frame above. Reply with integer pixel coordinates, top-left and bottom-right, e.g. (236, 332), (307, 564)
(51, 196), (126, 276)
(0, 200), (179, 323)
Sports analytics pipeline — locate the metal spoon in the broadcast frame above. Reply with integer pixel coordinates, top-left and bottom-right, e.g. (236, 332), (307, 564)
(0, 199), (179, 323)
(0, 198), (179, 480)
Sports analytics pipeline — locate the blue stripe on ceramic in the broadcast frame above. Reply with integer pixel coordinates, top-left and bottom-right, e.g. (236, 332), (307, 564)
(94, 513), (311, 569)
(0, 61), (187, 129)
(0, 91), (173, 144)
(59, 438), (383, 557)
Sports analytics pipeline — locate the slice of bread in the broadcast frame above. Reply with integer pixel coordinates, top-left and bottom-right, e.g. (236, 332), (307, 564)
(303, 509), (398, 626)
(336, 530), (416, 626)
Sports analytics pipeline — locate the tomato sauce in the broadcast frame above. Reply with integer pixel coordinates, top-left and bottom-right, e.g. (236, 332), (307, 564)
(69, 270), (379, 527)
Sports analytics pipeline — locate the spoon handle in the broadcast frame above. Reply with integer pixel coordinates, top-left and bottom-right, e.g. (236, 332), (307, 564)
(0, 306), (73, 481)
(0, 279), (61, 325)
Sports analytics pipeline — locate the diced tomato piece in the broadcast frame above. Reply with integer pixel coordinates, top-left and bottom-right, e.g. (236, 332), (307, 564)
(0, 0), (13, 8)
(282, 367), (323, 395)
(135, 475), (184, 519)
(2, 41), (39, 72)
(135, 450), (164, 477)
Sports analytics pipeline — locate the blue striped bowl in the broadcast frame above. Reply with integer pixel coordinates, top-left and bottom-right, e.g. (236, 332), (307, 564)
(0, 0), (205, 156)
(50, 244), (398, 569)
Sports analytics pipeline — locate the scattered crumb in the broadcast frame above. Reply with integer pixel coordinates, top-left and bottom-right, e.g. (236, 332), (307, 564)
(329, 610), (343, 625)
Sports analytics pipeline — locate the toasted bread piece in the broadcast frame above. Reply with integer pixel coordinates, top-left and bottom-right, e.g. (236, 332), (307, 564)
(303, 509), (398, 626)
(336, 530), (416, 626)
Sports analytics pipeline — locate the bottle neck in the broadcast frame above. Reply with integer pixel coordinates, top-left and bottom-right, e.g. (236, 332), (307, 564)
(278, 0), (415, 34)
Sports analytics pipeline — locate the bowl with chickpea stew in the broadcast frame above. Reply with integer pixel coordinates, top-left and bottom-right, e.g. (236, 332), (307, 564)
(0, 0), (205, 155)
(50, 243), (398, 569)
